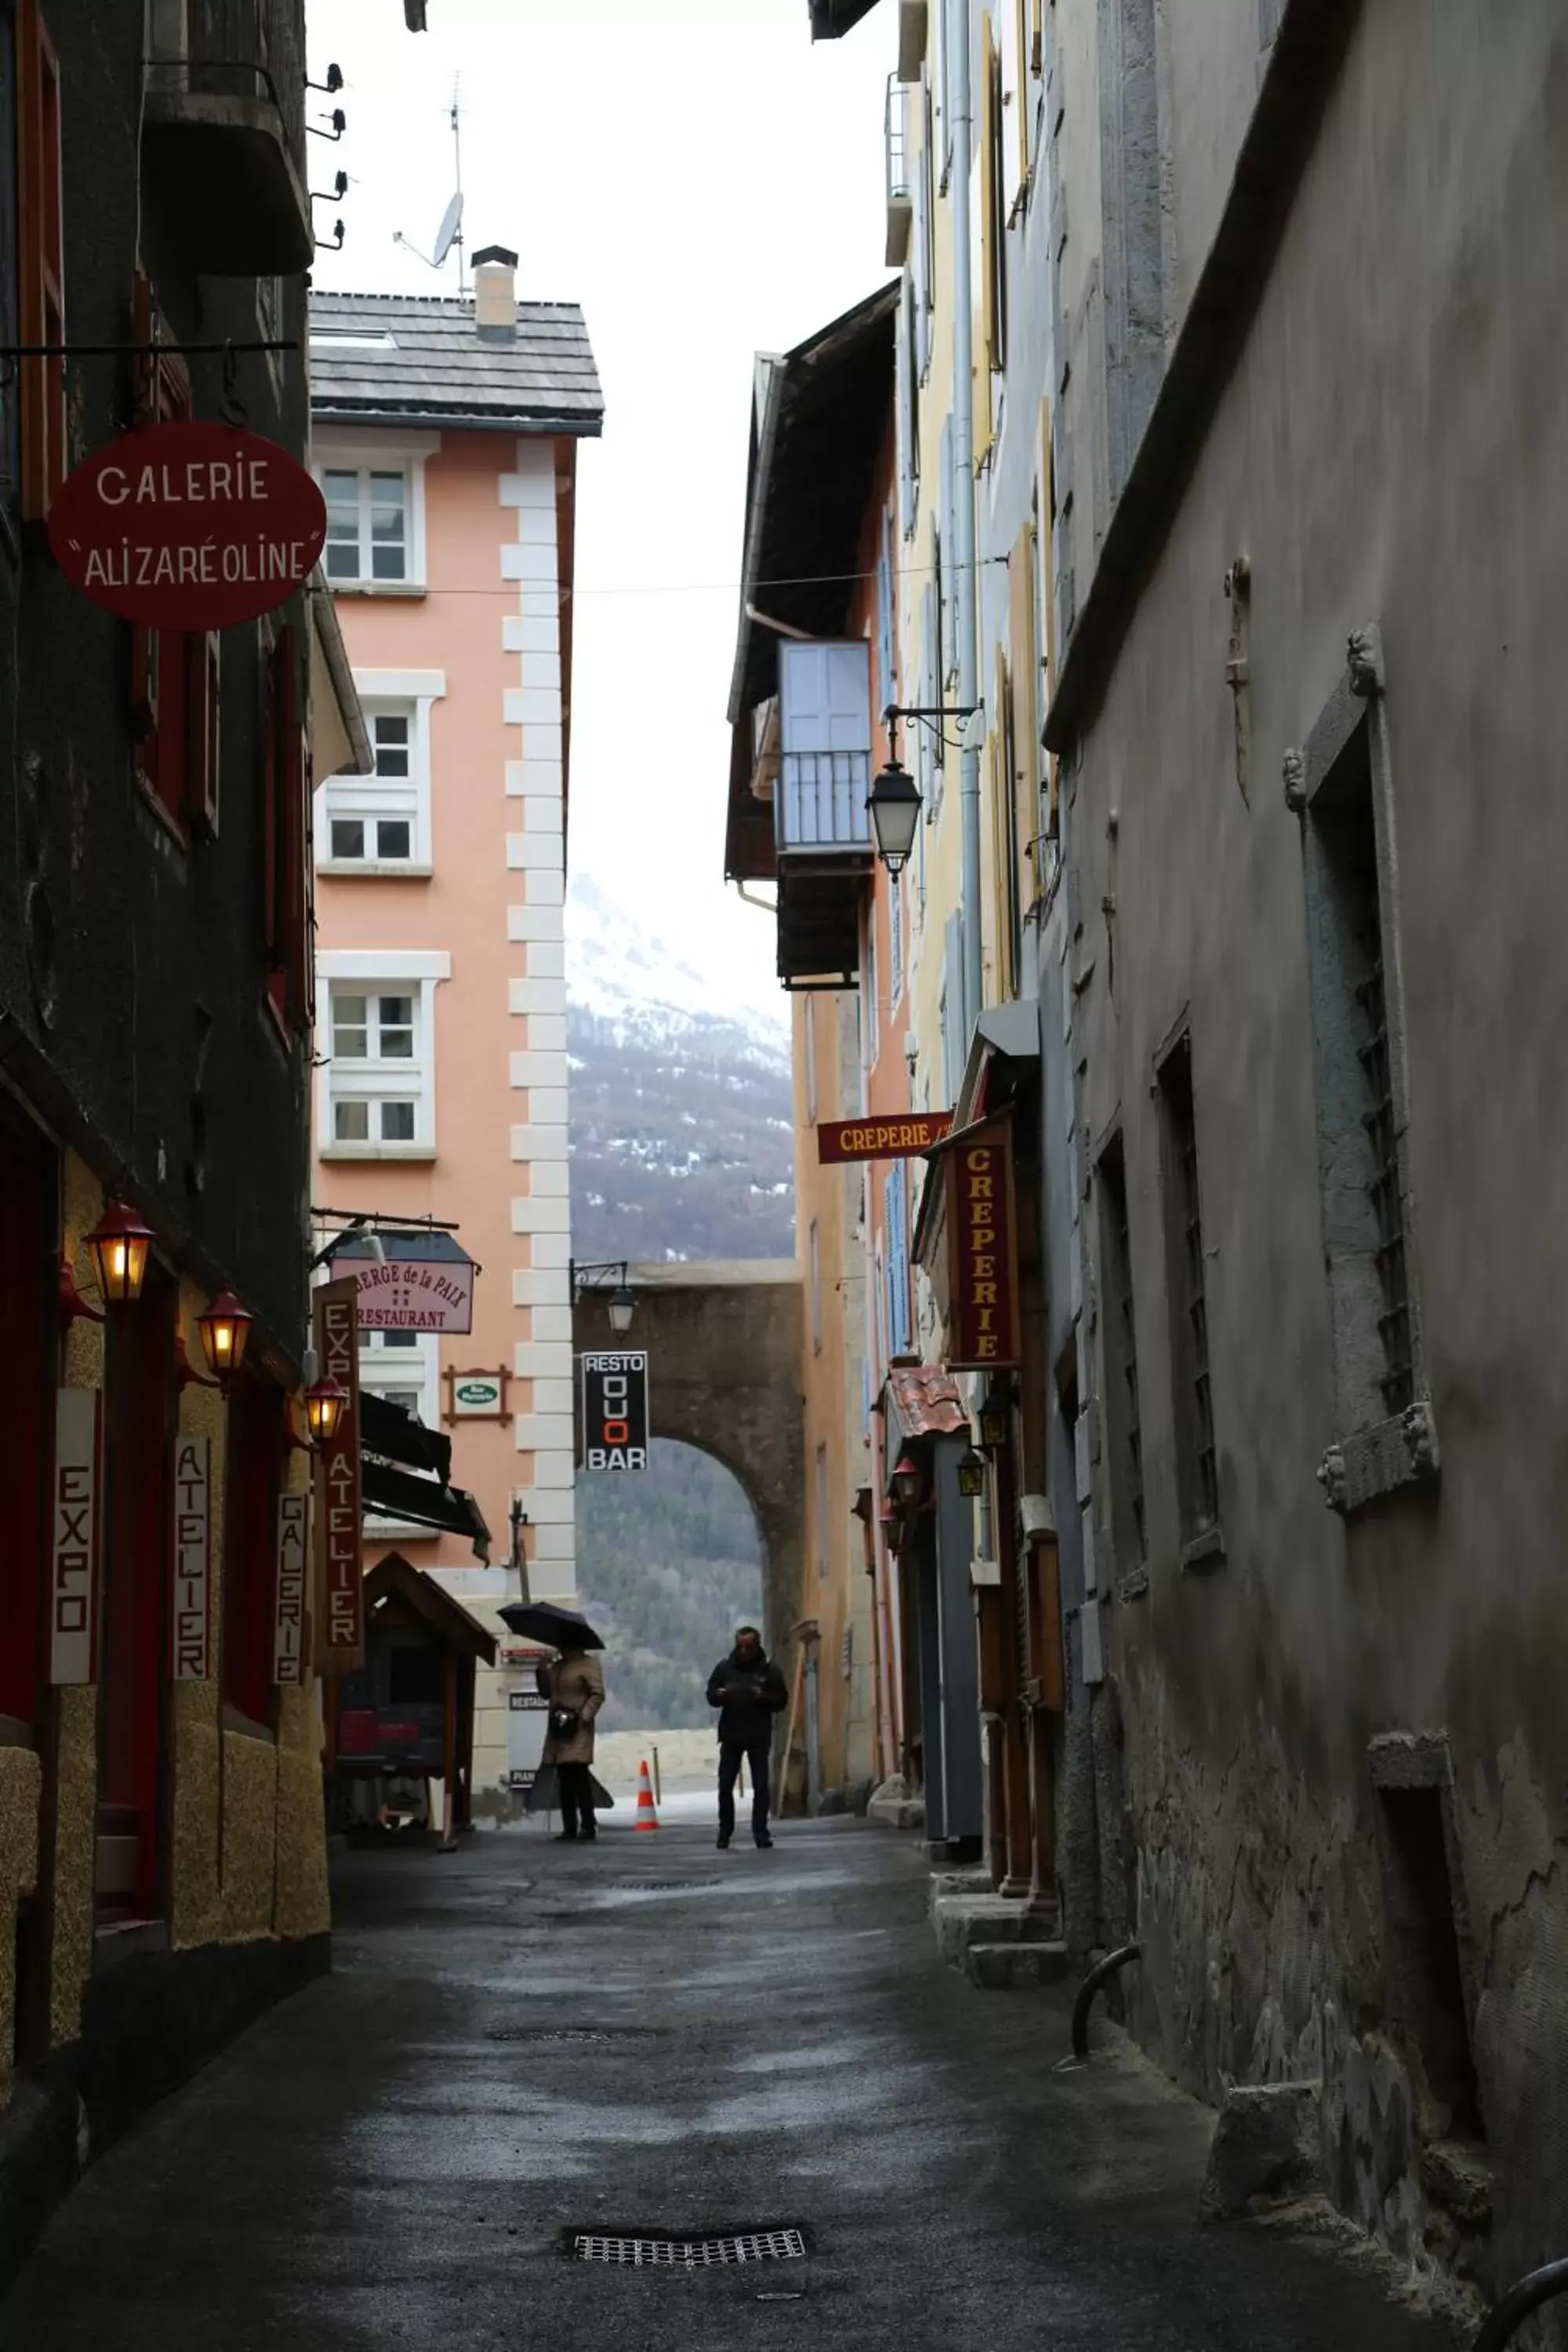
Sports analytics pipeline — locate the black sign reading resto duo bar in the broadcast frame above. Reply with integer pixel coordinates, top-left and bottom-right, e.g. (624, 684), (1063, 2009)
(579, 1351), (649, 1472)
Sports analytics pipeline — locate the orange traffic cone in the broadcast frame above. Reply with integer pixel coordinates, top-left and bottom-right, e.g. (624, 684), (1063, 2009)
(633, 1758), (659, 1833)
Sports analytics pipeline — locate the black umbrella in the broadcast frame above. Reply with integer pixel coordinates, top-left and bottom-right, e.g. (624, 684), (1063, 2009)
(497, 1599), (605, 1652)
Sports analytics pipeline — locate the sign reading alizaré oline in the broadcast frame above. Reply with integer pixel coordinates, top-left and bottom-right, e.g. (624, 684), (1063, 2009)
(945, 1120), (1022, 1369)
(314, 1276), (365, 1673)
(580, 1351), (649, 1472)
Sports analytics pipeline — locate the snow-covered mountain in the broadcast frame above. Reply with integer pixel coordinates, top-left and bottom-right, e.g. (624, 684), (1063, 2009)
(565, 878), (795, 1264)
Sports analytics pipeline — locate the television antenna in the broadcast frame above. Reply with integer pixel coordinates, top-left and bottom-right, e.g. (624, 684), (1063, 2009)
(391, 79), (466, 292)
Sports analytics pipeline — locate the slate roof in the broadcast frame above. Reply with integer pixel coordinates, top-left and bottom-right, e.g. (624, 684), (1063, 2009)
(308, 291), (602, 436)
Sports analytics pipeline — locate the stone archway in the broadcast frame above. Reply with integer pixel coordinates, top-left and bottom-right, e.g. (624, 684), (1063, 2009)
(572, 1261), (804, 1657)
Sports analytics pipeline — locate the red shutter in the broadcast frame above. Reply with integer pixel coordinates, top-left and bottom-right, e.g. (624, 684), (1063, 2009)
(18, 0), (65, 522)
(185, 632), (221, 840)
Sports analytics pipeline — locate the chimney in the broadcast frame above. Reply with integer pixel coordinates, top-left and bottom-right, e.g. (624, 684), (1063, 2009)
(473, 245), (518, 342)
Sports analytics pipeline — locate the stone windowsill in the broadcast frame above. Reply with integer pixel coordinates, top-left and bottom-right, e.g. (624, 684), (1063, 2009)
(1319, 1402), (1439, 1516)
(319, 1142), (436, 1163)
(1180, 1525), (1227, 1575)
(318, 862), (433, 882)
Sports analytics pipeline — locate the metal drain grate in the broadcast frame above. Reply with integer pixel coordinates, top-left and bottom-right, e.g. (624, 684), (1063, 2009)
(486, 2027), (659, 2045)
(571, 2229), (806, 2268)
(607, 1879), (720, 1894)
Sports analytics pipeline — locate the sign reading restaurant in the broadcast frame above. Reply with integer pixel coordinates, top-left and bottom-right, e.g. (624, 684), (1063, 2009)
(349, 1251), (475, 1335)
(943, 1119), (1022, 1370)
(817, 1112), (953, 1164)
(48, 419), (328, 629)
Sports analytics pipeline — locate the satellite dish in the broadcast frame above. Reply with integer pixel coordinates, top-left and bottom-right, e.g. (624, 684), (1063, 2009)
(433, 191), (464, 270)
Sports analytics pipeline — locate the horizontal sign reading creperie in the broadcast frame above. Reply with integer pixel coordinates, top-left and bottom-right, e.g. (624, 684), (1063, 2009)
(817, 1113), (953, 1164)
(48, 419), (327, 630)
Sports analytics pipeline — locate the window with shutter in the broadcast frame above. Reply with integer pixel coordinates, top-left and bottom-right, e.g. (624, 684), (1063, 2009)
(16, 0), (63, 521)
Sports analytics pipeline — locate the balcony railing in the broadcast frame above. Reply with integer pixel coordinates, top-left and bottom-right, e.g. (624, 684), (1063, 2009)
(143, 0), (314, 274)
(777, 753), (873, 856)
(885, 74), (913, 267)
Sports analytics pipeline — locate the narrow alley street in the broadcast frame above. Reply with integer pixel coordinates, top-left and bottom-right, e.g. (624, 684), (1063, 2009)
(0, 1822), (1462, 2352)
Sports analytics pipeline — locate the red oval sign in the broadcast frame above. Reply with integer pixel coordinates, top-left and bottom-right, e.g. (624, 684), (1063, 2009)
(48, 419), (328, 629)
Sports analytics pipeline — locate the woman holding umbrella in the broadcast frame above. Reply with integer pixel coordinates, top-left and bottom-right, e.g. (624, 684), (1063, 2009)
(501, 1602), (611, 1843)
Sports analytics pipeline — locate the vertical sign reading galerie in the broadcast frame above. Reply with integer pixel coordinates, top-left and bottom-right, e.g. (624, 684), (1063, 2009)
(171, 1435), (212, 1680)
(50, 1388), (100, 1684)
(944, 1119), (1022, 1370)
(314, 1276), (364, 1672)
(274, 1490), (310, 1686)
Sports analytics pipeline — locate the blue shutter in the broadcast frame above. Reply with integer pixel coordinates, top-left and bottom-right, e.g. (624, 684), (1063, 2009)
(942, 909), (965, 1106)
(886, 1166), (912, 1357)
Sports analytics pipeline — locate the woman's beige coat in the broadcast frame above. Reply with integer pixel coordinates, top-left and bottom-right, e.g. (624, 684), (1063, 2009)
(536, 1650), (605, 1766)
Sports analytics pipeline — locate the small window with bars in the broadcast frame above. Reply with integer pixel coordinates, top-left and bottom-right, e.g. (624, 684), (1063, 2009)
(1157, 1036), (1220, 1548)
(1096, 1133), (1146, 1573)
(1301, 702), (1419, 1435)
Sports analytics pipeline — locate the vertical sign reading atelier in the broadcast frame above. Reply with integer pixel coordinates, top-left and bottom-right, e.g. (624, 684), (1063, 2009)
(579, 1352), (649, 1471)
(945, 1119), (1023, 1370)
(274, 1491), (310, 1686)
(170, 1435), (212, 1680)
(50, 1389), (100, 1685)
(314, 1276), (364, 1672)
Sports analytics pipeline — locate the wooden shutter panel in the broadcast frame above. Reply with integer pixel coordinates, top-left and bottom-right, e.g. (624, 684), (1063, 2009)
(17, 0), (65, 521)
(972, 15), (996, 469)
(186, 633), (221, 841)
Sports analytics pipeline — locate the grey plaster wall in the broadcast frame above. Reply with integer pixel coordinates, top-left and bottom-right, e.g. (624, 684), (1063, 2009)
(1054, 0), (1568, 2308)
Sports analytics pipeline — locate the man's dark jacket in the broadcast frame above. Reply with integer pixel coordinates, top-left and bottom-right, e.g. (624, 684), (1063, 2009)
(707, 1647), (788, 1748)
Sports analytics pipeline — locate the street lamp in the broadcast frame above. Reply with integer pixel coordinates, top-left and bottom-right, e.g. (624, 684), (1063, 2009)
(197, 1288), (253, 1386)
(880, 1501), (906, 1555)
(304, 1374), (348, 1447)
(867, 757), (921, 873)
(608, 1282), (636, 1337)
(957, 1446), (987, 1499)
(889, 1454), (922, 1508)
(572, 1259), (636, 1336)
(978, 1388), (1010, 1451)
(85, 1197), (154, 1307)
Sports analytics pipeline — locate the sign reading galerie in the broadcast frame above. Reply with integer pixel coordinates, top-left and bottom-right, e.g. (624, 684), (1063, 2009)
(314, 1276), (365, 1672)
(47, 420), (328, 630)
(50, 1389), (100, 1686)
(274, 1491), (310, 1686)
(944, 1119), (1022, 1370)
(171, 1435), (212, 1681)
(580, 1351), (649, 1472)
(817, 1112), (953, 1164)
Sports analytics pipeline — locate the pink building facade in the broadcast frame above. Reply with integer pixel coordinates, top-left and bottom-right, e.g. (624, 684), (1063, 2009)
(308, 251), (602, 1801)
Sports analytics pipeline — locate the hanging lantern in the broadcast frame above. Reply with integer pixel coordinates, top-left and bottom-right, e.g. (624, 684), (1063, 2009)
(608, 1282), (636, 1336)
(304, 1374), (348, 1447)
(85, 1197), (154, 1307)
(978, 1388), (1010, 1451)
(957, 1446), (987, 1499)
(866, 757), (922, 873)
(880, 1501), (907, 1555)
(890, 1454), (922, 1508)
(197, 1288), (253, 1385)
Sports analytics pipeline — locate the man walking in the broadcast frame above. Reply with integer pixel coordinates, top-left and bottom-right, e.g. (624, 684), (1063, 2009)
(708, 1625), (789, 1850)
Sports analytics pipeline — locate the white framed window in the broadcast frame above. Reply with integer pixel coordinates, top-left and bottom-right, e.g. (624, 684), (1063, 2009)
(316, 949), (451, 1160)
(311, 430), (437, 593)
(318, 668), (445, 877)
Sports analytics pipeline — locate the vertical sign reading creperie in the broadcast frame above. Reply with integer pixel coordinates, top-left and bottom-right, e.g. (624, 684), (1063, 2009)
(171, 1435), (212, 1680)
(50, 1389), (100, 1684)
(313, 1276), (364, 1673)
(945, 1119), (1022, 1370)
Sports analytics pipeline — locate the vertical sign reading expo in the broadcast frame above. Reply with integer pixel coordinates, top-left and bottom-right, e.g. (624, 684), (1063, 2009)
(50, 1389), (100, 1685)
(314, 1276), (364, 1673)
(945, 1118), (1022, 1370)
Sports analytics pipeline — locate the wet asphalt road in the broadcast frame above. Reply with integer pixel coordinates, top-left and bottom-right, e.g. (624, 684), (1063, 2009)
(0, 1815), (1465, 2351)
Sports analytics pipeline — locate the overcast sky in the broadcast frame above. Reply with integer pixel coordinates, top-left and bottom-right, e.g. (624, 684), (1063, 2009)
(306, 0), (892, 1029)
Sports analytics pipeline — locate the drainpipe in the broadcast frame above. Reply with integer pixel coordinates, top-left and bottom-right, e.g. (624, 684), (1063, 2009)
(949, 0), (984, 1042)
